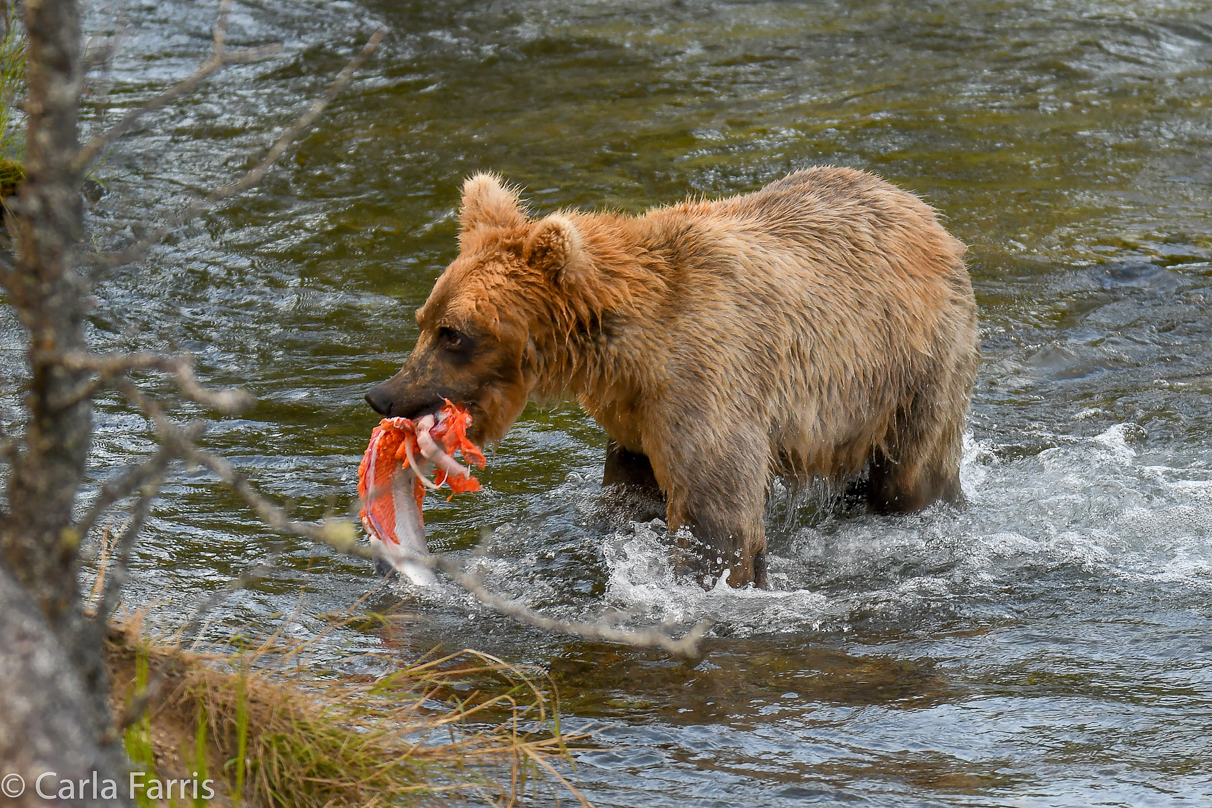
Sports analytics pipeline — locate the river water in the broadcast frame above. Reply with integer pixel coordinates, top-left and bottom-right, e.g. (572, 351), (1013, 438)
(17, 0), (1212, 805)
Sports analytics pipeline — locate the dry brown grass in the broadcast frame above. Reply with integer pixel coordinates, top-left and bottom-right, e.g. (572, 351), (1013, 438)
(105, 609), (595, 808)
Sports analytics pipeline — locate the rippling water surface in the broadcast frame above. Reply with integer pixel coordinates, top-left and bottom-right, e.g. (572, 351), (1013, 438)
(11, 0), (1212, 804)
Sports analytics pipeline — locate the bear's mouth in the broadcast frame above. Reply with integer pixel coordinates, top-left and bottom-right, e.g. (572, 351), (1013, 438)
(401, 397), (484, 441)
(363, 385), (489, 444)
(364, 388), (457, 422)
(398, 397), (447, 421)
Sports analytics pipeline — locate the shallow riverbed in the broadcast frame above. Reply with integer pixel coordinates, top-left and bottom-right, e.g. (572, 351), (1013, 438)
(11, 0), (1212, 805)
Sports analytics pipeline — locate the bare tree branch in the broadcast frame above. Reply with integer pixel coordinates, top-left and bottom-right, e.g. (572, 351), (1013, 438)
(71, 0), (281, 176)
(89, 27), (386, 277)
(431, 555), (711, 658)
(175, 430), (710, 658)
(72, 432), (191, 546)
(94, 476), (164, 623)
(54, 350), (253, 413)
(185, 442), (359, 549)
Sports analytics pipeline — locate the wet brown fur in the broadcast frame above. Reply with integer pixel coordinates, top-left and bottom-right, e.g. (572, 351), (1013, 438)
(367, 167), (980, 587)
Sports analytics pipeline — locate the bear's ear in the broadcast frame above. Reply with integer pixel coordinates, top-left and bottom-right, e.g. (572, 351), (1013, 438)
(459, 172), (527, 236)
(523, 214), (585, 286)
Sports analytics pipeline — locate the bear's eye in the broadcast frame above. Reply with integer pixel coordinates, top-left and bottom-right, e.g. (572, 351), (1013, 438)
(437, 326), (473, 358)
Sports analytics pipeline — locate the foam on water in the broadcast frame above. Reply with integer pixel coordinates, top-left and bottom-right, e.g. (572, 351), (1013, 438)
(503, 423), (1212, 640)
(601, 521), (832, 631)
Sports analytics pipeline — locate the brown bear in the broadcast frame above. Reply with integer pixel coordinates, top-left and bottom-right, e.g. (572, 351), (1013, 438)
(366, 167), (979, 588)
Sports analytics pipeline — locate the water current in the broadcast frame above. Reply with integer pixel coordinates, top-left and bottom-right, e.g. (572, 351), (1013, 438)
(4, 0), (1212, 805)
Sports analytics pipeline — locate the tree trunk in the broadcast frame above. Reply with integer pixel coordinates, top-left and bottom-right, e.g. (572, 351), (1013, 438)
(0, 0), (127, 800)
(3, 0), (90, 618)
(0, 566), (127, 807)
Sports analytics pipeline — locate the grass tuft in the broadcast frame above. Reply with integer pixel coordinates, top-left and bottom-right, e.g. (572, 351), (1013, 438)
(0, 0), (24, 202)
(0, 155), (23, 196)
(107, 617), (594, 807)
(0, 1), (25, 162)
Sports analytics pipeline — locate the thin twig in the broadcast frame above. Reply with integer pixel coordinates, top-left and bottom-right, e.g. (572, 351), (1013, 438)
(428, 553), (710, 659)
(186, 444), (359, 548)
(89, 28), (385, 277)
(85, 527), (116, 612)
(110, 375), (168, 422)
(178, 557), (282, 645)
(212, 0), (232, 54)
(81, 17), (125, 74)
(48, 374), (109, 413)
(94, 475), (166, 624)
(175, 437), (707, 657)
(55, 350), (252, 414)
(73, 434), (190, 543)
(105, 673), (164, 740)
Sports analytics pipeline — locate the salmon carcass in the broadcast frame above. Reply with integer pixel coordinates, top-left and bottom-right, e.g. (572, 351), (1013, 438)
(357, 401), (486, 585)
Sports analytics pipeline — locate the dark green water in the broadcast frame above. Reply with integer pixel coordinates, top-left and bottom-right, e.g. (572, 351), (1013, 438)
(11, 0), (1212, 804)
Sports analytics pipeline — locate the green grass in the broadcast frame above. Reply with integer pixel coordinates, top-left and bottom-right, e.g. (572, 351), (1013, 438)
(0, 1), (24, 161)
(0, 1), (23, 198)
(0, 157), (21, 196)
(108, 617), (594, 808)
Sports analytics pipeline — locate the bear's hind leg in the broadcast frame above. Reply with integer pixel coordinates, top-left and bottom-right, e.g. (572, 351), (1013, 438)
(867, 450), (961, 513)
(868, 324), (975, 514)
(866, 407), (966, 514)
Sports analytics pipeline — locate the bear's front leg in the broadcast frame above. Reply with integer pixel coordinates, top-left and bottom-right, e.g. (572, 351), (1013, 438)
(646, 427), (770, 588)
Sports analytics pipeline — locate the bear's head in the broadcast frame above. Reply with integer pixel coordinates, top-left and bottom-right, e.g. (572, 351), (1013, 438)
(365, 173), (592, 445)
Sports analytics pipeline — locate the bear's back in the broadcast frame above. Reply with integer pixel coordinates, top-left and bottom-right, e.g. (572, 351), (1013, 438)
(631, 167), (977, 478)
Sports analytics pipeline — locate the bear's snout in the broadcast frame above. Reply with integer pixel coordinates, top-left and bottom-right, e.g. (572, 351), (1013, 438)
(364, 384), (395, 416)
(364, 377), (448, 421)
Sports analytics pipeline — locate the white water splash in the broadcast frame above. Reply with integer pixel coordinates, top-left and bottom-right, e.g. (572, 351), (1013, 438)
(600, 520), (830, 634)
(586, 423), (1212, 636)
